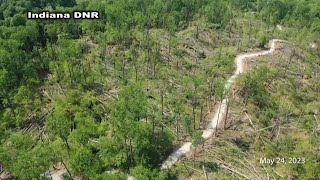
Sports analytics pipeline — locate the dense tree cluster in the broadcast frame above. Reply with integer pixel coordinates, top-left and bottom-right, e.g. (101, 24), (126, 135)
(0, 0), (319, 179)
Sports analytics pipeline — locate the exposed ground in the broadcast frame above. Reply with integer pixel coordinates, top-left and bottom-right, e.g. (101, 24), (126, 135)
(172, 39), (320, 179)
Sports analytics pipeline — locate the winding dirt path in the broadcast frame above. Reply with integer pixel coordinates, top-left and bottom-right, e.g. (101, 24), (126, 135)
(161, 39), (284, 169)
(48, 39), (284, 180)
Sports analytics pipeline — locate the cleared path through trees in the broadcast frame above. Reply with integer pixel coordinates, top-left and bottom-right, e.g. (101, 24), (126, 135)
(49, 39), (284, 180)
(161, 39), (284, 169)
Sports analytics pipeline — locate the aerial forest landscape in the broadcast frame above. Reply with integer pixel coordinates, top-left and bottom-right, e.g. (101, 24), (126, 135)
(0, 0), (320, 179)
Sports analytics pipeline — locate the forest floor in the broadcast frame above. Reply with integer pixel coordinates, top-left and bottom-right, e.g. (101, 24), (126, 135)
(173, 38), (320, 179)
(161, 39), (283, 169)
(30, 21), (319, 180)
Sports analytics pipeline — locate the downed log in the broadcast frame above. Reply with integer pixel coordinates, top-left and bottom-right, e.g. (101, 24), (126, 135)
(244, 159), (264, 180)
(183, 164), (202, 174)
(202, 165), (208, 180)
(219, 164), (250, 179)
(236, 159), (263, 180)
(245, 112), (257, 131)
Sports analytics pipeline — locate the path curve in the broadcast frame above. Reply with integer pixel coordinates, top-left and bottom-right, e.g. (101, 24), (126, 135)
(161, 39), (284, 169)
(49, 39), (284, 180)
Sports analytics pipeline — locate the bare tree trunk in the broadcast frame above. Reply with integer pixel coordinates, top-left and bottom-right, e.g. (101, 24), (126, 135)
(122, 57), (126, 78)
(153, 61), (156, 77)
(200, 106), (203, 129)
(81, 61), (87, 83)
(161, 94), (164, 122)
(168, 35), (171, 55)
(152, 115), (155, 138)
(215, 101), (222, 134)
(176, 115), (179, 138)
(196, 25), (199, 39)
(135, 64), (138, 82)
(284, 52), (294, 76)
(176, 61), (179, 71)
(244, 94), (249, 107)
(202, 165), (208, 180)
(62, 161), (72, 179)
(224, 100), (229, 130)
(193, 99), (196, 130)
(64, 139), (71, 151)
(129, 138), (134, 167)
(67, 63), (73, 85)
(147, 43), (150, 77)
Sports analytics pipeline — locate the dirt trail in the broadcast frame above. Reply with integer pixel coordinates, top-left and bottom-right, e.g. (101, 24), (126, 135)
(45, 163), (67, 180)
(161, 39), (283, 169)
(48, 39), (284, 179)
(50, 170), (66, 180)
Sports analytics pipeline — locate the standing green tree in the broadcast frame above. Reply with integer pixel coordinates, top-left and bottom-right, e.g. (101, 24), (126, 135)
(110, 82), (148, 168)
(215, 79), (227, 133)
(47, 99), (73, 150)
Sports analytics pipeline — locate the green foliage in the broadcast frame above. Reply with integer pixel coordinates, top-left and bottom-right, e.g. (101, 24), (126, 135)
(264, 134), (320, 179)
(105, 82), (174, 169)
(192, 131), (204, 146)
(259, 108), (277, 127)
(0, 0), (319, 179)
(47, 103), (72, 141)
(99, 137), (128, 168)
(130, 165), (170, 180)
(204, 0), (233, 28)
(216, 79), (227, 101)
(93, 172), (127, 180)
(200, 162), (220, 173)
(183, 115), (193, 136)
(110, 82), (148, 137)
(10, 14), (26, 26)
(238, 65), (276, 109)
(0, 133), (56, 180)
(233, 138), (250, 152)
(69, 146), (98, 178)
